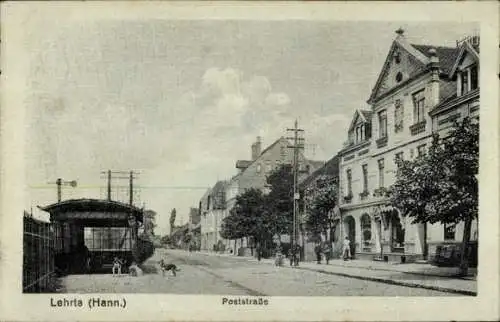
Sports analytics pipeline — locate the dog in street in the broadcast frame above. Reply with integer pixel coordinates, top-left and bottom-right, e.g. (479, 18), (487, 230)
(158, 259), (180, 277)
(112, 257), (124, 276)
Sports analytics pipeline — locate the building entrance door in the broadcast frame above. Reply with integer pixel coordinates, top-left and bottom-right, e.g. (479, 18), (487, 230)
(344, 216), (356, 258)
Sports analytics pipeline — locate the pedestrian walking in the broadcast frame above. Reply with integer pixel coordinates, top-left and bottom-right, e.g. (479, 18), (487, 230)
(256, 244), (262, 262)
(293, 245), (300, 266)
(314, 243), (322, 264)
(343, 236), (351, 261)
(323, 242), (332, 265)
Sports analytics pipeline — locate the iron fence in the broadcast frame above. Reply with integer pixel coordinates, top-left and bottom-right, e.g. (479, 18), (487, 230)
(23, 214), (55, 293)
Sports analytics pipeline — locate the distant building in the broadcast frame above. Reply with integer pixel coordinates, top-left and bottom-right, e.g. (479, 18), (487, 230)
(200, 181), (228, 251)
(212, 136), (324, 255)
(337, 30), (479, 263)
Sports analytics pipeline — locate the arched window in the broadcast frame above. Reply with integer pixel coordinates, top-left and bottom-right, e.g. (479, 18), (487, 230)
(361, 214), (372, 251)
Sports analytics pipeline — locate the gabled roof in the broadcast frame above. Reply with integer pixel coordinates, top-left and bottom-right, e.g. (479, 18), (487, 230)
(238, 137), (287, 176)
(348, 109), (372, 132)
(412, 44), (460, 75)
(449, 40), (479, 78)
(299, 155), (340, 188)
(367, 37), (428, 104)
(367, 33), (461, 104)
(211, 180), (228, 195)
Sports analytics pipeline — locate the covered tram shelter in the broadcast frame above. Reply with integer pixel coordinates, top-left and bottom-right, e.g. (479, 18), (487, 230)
(39, 198), (144, 274)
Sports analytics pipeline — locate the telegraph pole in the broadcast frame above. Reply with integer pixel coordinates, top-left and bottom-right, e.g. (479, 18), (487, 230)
(100, 170), (140, 206)
(287, 119), (304, 266)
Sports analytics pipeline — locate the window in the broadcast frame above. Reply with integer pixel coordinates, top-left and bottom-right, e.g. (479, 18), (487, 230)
(378, 110), (387, 138)
(265, 161), (272, 173)
(207, 196), (211, 210)
(417, 144), (426, 157)
(275, 160), (281, 170)
(361, 214), (372, 250)
(470, 65), (478, 91)
(362, 164), (368, 192)
(394, 99), (404, 132)
(346, 169), (352, 196)
(280, 145), (287, 160)
(84, 227), (131, 251)
(412, 90), (425, 123)
(444, 223), (456, 240)
(256, 164), (261, 173)
(378, 159), (385, 188)
(461, 70), (469, 95)
(394, 51), (401, 64)
(395, 72), (403, 83)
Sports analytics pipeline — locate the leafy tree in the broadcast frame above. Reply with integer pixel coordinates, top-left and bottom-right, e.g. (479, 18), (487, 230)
(220, 188), (269, 242)
(304, 175), (338, 243)
(265, 164), (294, 237)
(169, 208), (176, 234)
(389, 117), (478, 276)
(141, 210), (157, 239)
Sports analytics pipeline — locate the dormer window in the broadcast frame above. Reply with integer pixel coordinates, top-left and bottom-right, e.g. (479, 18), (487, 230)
(459, 64), (479, 96)
(470, 66), (478, 91)
(460, 70), (469, 95)
(355, 124), (366, 143)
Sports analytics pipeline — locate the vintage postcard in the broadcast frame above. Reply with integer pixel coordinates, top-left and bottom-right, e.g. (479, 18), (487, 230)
(1, 1), (499, 321)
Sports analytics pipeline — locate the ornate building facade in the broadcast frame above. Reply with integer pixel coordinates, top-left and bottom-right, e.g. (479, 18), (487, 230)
(338, 30), (479, 262)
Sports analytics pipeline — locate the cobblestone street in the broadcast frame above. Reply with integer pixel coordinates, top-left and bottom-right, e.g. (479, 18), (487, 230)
(59, 249), (459, 296)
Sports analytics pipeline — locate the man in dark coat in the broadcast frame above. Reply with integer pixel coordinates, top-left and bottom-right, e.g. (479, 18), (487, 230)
(314, 243), (322, 264)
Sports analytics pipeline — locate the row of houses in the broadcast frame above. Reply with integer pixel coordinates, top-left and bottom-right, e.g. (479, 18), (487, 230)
(196, 29), (480, 263)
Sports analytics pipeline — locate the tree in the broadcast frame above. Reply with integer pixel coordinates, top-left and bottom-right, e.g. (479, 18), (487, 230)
(169, 208), (176, 234)
(265, 164), (294, 237)
(141, 210), (157, 239)
(304, 175), (338, 243)
(388, 117), (478, 276)
(220, 188), (270, 245)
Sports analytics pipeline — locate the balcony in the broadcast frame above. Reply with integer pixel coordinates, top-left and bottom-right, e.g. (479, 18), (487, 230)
(343, 193), (353, 204)
(410, 120), (426, 135)
(359, 190), (370, 201)
(376, 136), (388, 148)
(373, 187), (389, 198)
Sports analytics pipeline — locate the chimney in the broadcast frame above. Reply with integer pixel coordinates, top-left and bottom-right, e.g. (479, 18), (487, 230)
(251, 136), (262, 160)
(395, 27), (405, 38)
(427, 48), (440, 109)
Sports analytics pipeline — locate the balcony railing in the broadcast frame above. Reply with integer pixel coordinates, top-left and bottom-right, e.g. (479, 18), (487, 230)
(359, 190), (370, 201)
(373, 187), (389, 198)
(376, 136), (388, 148)
(343, 193), (353, 204)
(410, 120), (426, 135)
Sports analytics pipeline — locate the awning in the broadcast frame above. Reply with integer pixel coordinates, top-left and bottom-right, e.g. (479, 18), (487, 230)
(378, 205), (397, 213)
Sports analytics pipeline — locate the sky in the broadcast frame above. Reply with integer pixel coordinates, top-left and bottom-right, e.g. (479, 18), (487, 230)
(24, 20), (477, 235)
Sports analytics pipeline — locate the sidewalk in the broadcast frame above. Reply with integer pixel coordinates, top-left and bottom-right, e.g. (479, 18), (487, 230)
(190, 250), (477, 296)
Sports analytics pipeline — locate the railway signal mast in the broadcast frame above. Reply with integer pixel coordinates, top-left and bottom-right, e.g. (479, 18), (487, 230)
(48, 178), (77, 202)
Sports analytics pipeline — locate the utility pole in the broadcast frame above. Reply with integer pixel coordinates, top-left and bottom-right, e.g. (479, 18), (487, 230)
(100, 170), (139, 205)
(107, 170), (111, 201)
(287, 119), (304, 266)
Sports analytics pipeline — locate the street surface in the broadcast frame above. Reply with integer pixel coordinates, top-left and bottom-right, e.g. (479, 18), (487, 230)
(60, 248), (457, 296)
